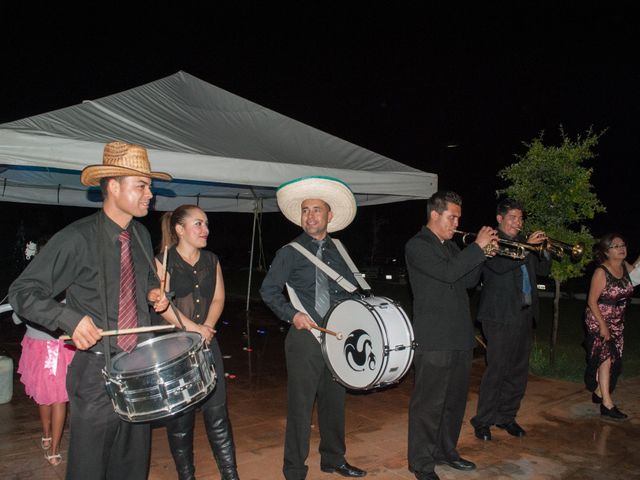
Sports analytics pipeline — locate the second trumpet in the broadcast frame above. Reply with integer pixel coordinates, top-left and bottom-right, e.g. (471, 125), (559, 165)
(454, 230), (584, 261)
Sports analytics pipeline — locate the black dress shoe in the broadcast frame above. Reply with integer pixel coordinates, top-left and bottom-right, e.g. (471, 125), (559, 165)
(600, 404), (628, 419)
(437, 458), (476, 471)
(474, 425), (491, 441)
(320, 462), (367, 477)
(415, 471), (440, 480)
(496, 421), (526, 437)
(592, 392), (603, 404)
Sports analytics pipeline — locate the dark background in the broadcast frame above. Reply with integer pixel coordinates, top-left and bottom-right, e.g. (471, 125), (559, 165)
(1, 3), (638, 289)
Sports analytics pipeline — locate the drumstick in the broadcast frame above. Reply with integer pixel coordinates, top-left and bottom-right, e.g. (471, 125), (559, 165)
(59, 324), (176, 341)
(311, 324), (343, 340)
(160, 245), (169, 295)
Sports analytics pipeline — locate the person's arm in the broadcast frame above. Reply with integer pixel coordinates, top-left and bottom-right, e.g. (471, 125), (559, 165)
(586, 268), (609, 340)
(628, 256), (640, 287)
(260, 246), (317, 331)
(405, 236), (486, 285)
(260, 247), (299, 323)
(9, 229), (91, 336)
(203, 262), (225, 332)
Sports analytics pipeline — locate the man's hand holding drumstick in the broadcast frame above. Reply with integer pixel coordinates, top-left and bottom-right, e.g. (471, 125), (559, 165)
(70, 315), (103, 350)
(292, 311), (343, 340)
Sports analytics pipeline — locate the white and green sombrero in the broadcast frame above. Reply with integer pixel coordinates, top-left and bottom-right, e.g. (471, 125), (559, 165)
(276, 176), (357, 232)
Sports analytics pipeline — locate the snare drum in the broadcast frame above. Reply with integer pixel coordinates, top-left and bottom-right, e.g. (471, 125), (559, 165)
(103, 332), (216, 422)
(321, 296), (414, 390)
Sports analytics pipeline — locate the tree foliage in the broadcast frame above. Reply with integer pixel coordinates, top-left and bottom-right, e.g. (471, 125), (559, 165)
(498, 127), (606, 365)
(497, 127), (606, 283)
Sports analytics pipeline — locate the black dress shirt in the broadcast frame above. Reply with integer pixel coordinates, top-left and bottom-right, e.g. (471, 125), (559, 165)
(260, 232), (358, 326)
(9, 211), (158, 352)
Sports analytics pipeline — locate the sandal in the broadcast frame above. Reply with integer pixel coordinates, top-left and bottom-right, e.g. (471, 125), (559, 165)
(41, 437), (52, 450)
(44, 451), (62, 466)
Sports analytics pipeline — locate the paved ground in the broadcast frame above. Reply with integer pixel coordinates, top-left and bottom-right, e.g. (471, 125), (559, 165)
(1, 299), (639, 479)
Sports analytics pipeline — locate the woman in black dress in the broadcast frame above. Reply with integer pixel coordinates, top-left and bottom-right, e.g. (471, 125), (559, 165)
(156, 204), (239, 479)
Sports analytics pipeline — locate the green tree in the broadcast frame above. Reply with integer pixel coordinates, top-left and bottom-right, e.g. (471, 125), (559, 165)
(498, 128), (606, 365)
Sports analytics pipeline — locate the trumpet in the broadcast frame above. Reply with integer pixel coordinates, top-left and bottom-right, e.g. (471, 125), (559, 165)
(454, 230), (584, 261)
(454, 230), (535, 260)
(517, 228), (585, 261)
(540, 237), (584, 261)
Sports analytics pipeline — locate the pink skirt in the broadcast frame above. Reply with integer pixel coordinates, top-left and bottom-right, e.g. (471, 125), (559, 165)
(17, 336), (76, 405)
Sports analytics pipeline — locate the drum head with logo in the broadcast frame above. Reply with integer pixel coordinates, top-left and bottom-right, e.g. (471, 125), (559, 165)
(321, 298), (388, 389)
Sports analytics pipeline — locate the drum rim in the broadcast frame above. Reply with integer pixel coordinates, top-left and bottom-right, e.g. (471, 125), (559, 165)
(321, 297), (390, 390)
(113, 375), (216, 423)
(109, 331), (204, 375)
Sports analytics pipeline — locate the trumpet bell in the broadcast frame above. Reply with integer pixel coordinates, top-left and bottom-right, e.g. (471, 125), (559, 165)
(545, 239), (584, 261)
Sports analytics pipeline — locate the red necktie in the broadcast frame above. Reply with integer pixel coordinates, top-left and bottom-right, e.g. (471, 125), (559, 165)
(117, 230), (138, 352)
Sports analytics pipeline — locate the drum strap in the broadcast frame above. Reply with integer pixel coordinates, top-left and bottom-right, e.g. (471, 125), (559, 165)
(287, 241), (364, 293)
(286, 240), (369, 345)
(332, 239), (371, 291)
(284, 284), (323, 344)
(130, 227), (187, 331)
(96, 213), (113, 372)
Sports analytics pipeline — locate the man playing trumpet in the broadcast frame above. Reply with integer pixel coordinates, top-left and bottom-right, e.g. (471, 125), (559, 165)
(471, 198), (551, 441)
(405, 190), (498, 480)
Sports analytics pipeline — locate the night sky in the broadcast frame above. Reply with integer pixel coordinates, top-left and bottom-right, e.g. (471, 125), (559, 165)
(1, 4), (638, 271)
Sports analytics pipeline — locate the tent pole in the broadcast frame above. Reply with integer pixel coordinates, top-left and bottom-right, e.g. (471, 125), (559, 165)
(246, 200), (259, 312)
(244, 199), (260, 352)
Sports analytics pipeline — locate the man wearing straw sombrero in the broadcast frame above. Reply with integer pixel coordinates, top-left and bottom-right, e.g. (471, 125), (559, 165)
(261, 176), (367, 479)
(9, 142), (171, 479)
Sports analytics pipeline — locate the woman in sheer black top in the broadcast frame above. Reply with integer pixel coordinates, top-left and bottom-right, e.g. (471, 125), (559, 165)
(156, 204), (239, 480)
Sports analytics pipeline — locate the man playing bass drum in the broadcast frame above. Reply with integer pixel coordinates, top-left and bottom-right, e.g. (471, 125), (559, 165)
(260, 176), (366, 479)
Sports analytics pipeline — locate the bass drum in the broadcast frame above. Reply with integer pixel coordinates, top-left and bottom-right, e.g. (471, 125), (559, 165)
(103, 331), (216, 422)
(321, 296), (414, 390)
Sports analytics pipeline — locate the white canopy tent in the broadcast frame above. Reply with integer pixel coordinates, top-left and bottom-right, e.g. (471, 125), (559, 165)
(0, 71), (437, 343)
(0, 71), (436, 211)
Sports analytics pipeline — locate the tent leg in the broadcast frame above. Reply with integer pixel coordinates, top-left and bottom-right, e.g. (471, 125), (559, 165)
(244, 203), (259, 352)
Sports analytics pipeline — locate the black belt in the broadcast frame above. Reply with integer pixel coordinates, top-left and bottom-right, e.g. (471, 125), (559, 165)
(598, 298), (629, 307)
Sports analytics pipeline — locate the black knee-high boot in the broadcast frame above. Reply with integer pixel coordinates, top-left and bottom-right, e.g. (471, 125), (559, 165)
(204, 403), (239, 480)
(166, 410), (197, 480)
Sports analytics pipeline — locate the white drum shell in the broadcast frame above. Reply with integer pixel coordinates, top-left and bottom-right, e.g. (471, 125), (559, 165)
(322, 296), (414, 390)
(103, 332), (216, 422)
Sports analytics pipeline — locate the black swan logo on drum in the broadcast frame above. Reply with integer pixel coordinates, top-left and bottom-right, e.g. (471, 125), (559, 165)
(344, 329), (376, 372)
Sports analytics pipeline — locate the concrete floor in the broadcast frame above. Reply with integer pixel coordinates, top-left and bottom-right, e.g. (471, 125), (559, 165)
(1, 300), (639, 479)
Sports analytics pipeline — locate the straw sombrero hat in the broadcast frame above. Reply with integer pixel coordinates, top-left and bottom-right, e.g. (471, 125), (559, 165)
(80, 141), (172, 186)
(276, 176), (356, 232)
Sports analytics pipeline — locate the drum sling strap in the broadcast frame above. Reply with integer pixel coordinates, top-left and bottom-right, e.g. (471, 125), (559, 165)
(286, 239), (370, 343)
(130, 227), (187, 332)
(97, 213), (113, 374)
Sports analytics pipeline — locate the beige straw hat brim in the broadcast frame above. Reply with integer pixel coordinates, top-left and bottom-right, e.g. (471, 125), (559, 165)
(276, 176), (356, 232)
(80, 141), (172, 186)
(80, 165), (172, 186)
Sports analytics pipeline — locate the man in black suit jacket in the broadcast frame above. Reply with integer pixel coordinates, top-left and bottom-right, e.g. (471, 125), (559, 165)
(471, 199), (551, 441)
(405, 191), (497, 480)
